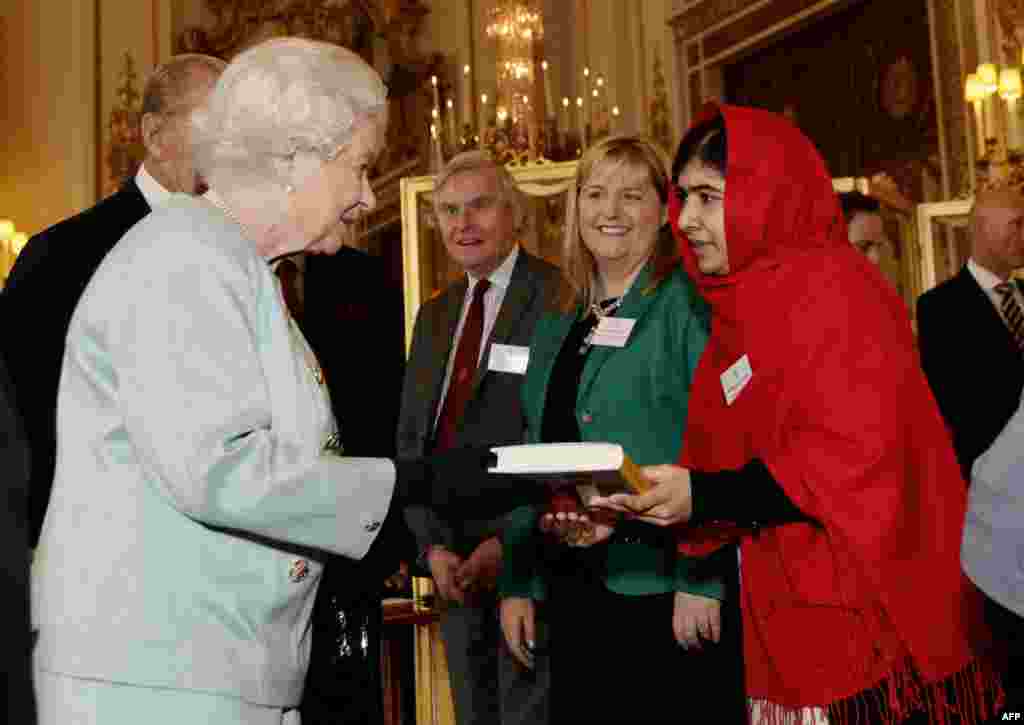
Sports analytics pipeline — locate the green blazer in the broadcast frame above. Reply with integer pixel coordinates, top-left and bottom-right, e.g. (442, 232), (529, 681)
(499, 263), (721, 599)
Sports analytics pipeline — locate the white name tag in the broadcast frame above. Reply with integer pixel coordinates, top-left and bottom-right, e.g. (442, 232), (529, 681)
(590, 317), (636, 348)
(488, 344), (530, 374)
(720, 354), (753, 406)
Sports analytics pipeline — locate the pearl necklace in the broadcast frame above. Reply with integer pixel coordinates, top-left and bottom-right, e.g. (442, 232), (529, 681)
(205, 192), (253, 240)
(205, 192), (326, 388)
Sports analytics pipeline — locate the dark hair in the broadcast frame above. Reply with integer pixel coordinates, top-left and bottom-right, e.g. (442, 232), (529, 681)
(671, 115), (727, 182)
(837, 191), (880, 222)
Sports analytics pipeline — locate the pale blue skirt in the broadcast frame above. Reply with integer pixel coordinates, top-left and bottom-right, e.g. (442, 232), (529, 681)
(35, 667), (301, 725)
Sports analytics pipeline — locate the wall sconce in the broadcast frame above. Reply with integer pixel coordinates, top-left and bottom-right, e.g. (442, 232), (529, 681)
(963, 56), (1024, 192)
(0, 219), (28, 285)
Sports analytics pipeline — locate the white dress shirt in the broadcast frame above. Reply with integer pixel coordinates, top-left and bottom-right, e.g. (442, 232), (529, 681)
(433, 244), (520, 430)
(134, 163), (174, 209)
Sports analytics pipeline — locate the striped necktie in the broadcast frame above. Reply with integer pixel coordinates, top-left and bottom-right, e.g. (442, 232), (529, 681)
(995, 281), (1024, 352)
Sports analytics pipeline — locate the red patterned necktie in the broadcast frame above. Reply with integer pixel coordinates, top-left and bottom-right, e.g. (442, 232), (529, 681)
(995, 282), (1024, 353)
(434, 279), (491, 452)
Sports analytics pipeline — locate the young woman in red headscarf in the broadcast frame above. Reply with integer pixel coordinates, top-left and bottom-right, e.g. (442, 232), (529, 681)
(590, 103), (1002, 724)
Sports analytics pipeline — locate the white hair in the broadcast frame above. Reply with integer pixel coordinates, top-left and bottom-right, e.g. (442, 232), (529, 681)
(192, 37), (387, 220)
(433, 151), (528, 235)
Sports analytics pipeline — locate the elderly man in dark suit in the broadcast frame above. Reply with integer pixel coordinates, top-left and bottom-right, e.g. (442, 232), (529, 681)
(398, 151), (563, 725)
(917, 188), (1024, 484)
(0, 53), (224, 544)
(1, 356), (35, 723)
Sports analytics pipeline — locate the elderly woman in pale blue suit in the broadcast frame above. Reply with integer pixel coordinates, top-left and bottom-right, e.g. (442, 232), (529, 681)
(32, 37), (515, 725)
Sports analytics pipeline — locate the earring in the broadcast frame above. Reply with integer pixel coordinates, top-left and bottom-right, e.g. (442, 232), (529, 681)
(284, 184), (295, 194)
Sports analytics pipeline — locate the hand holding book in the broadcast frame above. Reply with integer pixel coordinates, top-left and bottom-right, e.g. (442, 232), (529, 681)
(587, 464), (694, 526)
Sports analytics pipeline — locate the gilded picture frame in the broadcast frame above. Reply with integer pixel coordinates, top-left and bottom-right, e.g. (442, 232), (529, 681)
(915, 199), (973, 294)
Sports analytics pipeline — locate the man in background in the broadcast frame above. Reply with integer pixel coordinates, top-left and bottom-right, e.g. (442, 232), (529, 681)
(398, 151), (563, 725)
(284, 232), (411, 725)
(1, 354), (35, 723)
(839, 190), (891, 265)
(0, 53), (225, 544)
(916, 188), (1024, 483)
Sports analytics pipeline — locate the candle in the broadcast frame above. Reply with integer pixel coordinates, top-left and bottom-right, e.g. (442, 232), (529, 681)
(480, 92), (490, 140)
(541, 60), (555, 120)
(612, 105), (620, 134)
(445, 98), (458, 150)
(576, 96), (585, 151)
(583, 67), (591, 136)
(430, 75), (440, 114)
(974, 99), (986, 159)
(461, 64), (472, 132)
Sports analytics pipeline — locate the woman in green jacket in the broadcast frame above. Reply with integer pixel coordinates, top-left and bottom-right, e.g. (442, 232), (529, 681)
(497, 135), (745, 722)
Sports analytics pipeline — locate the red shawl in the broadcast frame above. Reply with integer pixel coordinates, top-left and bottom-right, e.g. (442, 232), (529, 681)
(670, 104), (999, 723)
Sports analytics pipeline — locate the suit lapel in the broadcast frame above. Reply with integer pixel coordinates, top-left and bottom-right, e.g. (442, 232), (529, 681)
(957, 266), (1017, 345)
(470, 250), (537, 395)
(577, 265), (658, 405)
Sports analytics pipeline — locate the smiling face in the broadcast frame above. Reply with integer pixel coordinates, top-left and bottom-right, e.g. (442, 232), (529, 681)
(435, 166), (518, 277)
(290, 111), (387, 255)
(578, 159), (664, 277)
(676, 158), (728, 276)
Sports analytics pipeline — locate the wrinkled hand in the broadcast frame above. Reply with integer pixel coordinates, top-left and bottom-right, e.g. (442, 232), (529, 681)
(673, 591), (721, 650)
(539, 509), (617, 547)
(588, 465), (693, 526)
(455, 536), (503, 597)
(427, 546), (465, 604)
(500, 597), (536, 670)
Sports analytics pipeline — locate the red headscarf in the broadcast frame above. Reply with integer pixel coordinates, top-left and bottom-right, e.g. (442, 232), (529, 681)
(670, 104), (998, 722)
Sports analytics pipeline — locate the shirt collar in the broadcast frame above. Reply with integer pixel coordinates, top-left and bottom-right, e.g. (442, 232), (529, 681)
(967, 257), (1009, 291)
(135, 163), (174, 209)
(467, 244), (519, 291)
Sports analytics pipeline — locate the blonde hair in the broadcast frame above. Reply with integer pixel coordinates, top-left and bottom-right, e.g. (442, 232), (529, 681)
(560, 135), (677, 312)
(432, 151), (528, 235)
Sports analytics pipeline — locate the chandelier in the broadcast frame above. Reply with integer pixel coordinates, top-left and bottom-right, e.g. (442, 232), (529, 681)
(426, 1), (621, 168)
(485, 2), (544, 45)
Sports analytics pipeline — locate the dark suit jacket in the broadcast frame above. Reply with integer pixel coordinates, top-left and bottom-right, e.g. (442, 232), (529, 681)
(1, 180), (150, 544)
(398, 249), (564, 558)
(300, 247), (408, 725)
(1, 356), (36, 724)
(917, 265), (1024, 482)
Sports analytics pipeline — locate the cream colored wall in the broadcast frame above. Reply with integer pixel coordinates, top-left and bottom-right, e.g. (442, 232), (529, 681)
(1, 0), (98, 237)
(0, 0), (179, 239)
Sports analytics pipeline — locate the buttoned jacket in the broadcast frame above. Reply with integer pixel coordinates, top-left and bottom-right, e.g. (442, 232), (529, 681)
(32, 196), (394, 707)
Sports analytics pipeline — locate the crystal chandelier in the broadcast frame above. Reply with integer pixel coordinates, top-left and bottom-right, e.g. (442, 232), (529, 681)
(485, 2), (544, 45)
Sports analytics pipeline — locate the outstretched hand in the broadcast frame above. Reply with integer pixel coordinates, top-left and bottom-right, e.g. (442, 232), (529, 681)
(539, 508), (617, 547)
(587, 464), (694, 526)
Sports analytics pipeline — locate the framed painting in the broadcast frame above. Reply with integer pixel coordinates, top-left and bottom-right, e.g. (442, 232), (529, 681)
(399, 160), (578, 351)
(915, 199), (973, 294)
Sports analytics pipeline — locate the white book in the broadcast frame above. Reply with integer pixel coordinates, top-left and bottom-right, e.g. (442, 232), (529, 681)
(490, 442), (653, 506)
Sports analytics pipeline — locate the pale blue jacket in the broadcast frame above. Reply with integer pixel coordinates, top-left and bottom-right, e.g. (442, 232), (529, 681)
(32, 195), (395, 708)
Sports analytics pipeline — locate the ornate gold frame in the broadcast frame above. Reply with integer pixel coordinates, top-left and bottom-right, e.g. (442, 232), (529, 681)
(915, 198), (974, 293)
(399, 160), (579, 352)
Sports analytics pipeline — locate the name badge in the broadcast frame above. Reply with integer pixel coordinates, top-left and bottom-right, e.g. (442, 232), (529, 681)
(720, 354), (753, 406)
(590, 317), (636, 348)
(488, 344), (530, 374)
